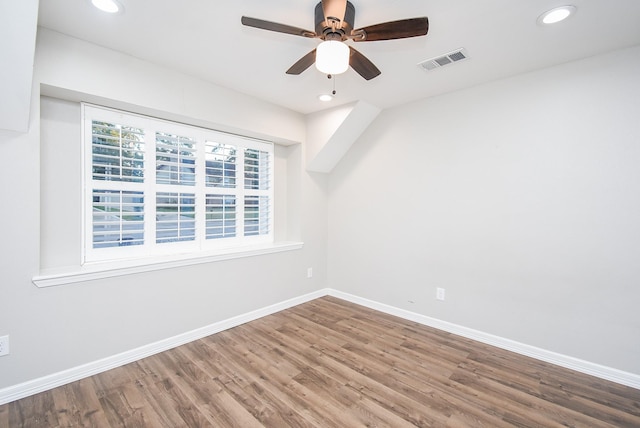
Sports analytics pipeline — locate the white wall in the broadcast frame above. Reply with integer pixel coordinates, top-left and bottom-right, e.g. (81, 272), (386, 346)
(328, 45), (640, 375)
(0, 28), (327, 389)
(0, 0), (38, 132)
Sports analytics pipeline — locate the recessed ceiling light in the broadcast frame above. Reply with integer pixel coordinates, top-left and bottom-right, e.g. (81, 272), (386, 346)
(318, 94), (333, 102)
(91, 0), (123, 14)
(537, 5), (576, 25)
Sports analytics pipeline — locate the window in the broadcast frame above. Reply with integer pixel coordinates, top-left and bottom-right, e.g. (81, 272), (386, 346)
(83, 104), (273, 263)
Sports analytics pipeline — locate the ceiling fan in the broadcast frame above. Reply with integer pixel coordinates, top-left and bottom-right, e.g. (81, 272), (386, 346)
(241, 0), (429, 80)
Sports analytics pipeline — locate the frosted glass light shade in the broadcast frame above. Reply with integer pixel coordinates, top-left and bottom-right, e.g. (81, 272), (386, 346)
(316, 41), (350, 75)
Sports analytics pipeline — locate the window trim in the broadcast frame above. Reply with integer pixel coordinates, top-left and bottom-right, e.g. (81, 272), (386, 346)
(82, 103), (275, 265)
(32, 241), (304, 288)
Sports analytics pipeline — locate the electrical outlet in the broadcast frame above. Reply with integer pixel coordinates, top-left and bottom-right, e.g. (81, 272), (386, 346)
(0, 335), (9, 356)
(307, 267), (313, 278)
(436, 288), (446, 301)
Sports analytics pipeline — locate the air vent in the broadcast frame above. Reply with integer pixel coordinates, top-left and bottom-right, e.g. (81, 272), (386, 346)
(418, 48), (469, 72)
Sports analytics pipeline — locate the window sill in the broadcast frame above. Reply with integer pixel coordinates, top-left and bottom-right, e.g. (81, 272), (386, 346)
(32, 241), (304, 288)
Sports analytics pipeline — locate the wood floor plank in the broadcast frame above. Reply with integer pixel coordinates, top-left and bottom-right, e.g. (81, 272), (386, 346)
(98, 382), (169, 427)
(2, 296), (640, 427)
(201, 334), (317, 427)
(292, 366), (378, 426)
(0, 403), (7, 428)
(91, 361), (149, 398)
(450, 367), (616, 427)
(164, 341), (265, 427)
(243, 322), (372, 414)
(213, 330), (334, 427)
(166, 348), (261, 427)
(150, 350), (243, 427)
(8, 389), (59, 427)
(50, 378), (112, 427)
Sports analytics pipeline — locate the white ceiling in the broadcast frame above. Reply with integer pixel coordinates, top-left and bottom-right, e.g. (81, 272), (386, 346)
(37, 0), (640, 115)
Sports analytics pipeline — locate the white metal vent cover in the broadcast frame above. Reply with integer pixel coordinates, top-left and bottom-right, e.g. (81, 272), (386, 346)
(418, 48), (469, 71)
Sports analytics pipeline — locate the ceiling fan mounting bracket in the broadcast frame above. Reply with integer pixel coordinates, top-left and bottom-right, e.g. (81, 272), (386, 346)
(315, 1), (355, 40)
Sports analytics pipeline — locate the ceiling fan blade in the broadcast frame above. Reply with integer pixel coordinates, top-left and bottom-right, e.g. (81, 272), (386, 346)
(349, 46), (381, 80)
(286, 49), (317, 75)
(241, 16), (316, 38)
(321, 0), (347, 27)
(352, 17), (429, 42)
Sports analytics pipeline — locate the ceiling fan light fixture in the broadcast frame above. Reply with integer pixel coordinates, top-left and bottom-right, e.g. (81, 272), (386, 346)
(315, 40), (350, 75)
(91, 0), (123, 14)
(537, 5), (576, 25)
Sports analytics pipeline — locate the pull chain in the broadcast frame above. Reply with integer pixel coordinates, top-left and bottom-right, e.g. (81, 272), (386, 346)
(328, 74), (337, 97)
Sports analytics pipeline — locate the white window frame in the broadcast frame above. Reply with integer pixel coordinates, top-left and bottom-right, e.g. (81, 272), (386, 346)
(82, 103), (274, 265)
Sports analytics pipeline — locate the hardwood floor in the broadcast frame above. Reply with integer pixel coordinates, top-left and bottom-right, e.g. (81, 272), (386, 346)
(1, 296), (639, 427)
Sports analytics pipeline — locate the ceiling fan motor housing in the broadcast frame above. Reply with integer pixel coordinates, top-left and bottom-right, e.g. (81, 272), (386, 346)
(315, 1), (355, 39)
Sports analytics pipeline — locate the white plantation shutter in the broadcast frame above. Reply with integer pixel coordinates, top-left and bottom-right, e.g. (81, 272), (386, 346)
(244, 195), (270, 236)
(205, 194), (236, 239)
(83, 104), (274, 264)
(205, 142), (237, 188)
(89, 118), (146, 251)
(92, 190), (144, 248)
(91, 121), (145, 183)
(244, 148), (270, 191)
(156, 192), (196, 243)
(243, 148), (271, 237)
(155, 132), (197, 186)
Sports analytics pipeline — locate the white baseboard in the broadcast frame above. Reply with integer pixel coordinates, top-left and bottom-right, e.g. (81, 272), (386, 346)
(2, 287), (638, 405)
(327, 289), (640, 391)
(0, 289), (328, 406)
